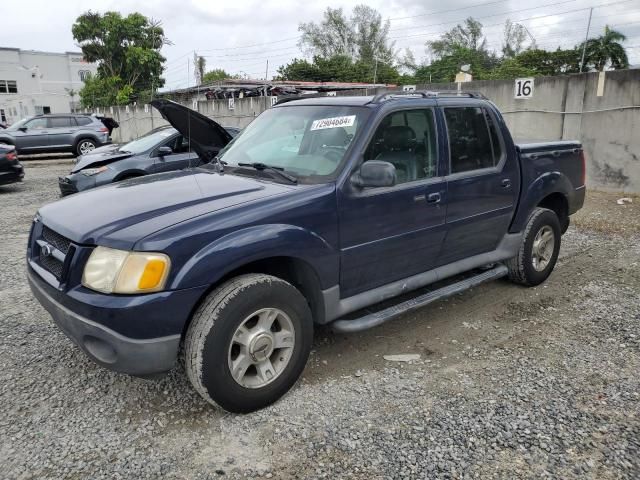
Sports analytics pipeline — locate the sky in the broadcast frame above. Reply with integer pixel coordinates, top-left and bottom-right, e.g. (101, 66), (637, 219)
(2, 0), (639, 90)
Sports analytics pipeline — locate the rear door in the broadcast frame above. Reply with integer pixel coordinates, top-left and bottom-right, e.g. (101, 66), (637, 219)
(338, 106), (447, 297)
(438, 104), (519, 265)
(46, 116), (76, 148)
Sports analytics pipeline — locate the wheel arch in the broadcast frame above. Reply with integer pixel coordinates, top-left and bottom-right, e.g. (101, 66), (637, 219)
(180, 255), (326, 339)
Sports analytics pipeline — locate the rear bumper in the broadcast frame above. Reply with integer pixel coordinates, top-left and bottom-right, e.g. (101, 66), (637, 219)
(0, 163), (24, 185)
(28, 268), (181, 376)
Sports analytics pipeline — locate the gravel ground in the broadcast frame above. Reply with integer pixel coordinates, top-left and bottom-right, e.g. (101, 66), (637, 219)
(1, 161), (638, 479)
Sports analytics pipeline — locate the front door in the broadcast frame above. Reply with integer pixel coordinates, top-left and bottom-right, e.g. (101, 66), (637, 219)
(13, 117), (50, 151)
(152, 135), (200, 173)
(338, 107), (447, 297)
(438, 105), (519, 265)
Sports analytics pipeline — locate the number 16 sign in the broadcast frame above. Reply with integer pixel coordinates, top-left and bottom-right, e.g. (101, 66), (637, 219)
(514, 78), (534, 99)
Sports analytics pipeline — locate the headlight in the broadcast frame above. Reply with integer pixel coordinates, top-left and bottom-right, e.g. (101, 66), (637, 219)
(82, 246), (171, 294)
(82, 166), (108, 176)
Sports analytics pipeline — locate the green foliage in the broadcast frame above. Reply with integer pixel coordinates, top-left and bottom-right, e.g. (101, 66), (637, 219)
(276, 55), (401, 84)
(72, 11), (167, 107)
(298, 5), (394, 64)
(414, 47), (499, 83)
(202, 68), (233, 83)
(580, 25), (629, 71)
(428, 18), (487, 58)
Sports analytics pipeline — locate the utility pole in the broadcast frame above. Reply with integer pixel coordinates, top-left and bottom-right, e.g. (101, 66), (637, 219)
(579, 8), (593, 73)
(373, 57), (378, 85)
(264, 60), (269, 98)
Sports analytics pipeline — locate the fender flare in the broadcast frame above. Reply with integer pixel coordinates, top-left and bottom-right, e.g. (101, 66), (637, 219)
(510, 171), (572, 233)
(169, 224), (339, 291)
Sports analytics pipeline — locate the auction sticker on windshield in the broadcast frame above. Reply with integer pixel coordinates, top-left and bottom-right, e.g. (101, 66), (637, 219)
(310, 115), (356, 131)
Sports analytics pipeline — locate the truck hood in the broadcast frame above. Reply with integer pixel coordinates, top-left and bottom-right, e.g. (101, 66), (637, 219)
(151, 99), (232, 162)
(39, 169), (293, 249)
(71, 144), (132, 173)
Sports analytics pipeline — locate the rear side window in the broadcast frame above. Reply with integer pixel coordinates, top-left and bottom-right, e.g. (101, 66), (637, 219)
(47, 117), (73, 128)
(444, 107), (501, 174)
(75, 117), (92, 126)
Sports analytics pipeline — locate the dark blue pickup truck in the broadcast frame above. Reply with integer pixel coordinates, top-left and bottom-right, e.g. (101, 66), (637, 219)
(27, 93), (585, 412)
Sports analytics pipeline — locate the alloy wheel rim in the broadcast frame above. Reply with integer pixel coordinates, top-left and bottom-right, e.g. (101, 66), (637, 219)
(79, 142), (95, 154)
(227, 307), (295, 389)
(532, 225), (555, 271)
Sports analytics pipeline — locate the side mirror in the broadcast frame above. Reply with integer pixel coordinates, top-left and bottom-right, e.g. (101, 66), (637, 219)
(157, 146), (173, 157)
(351, 160), (396, 188)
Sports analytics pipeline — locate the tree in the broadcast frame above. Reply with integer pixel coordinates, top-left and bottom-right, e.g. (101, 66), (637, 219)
(276, 55), (401, 84)
(298, 5), (394, 63)
(415, 46), (499, 83)
(502, 19), (533, 59)
(194, 53), (206, 85)
(581, 25), (629, 71)
(428, 18), (487, 58)
(202, 68), (233, 83)
(72, 11), (168, 107)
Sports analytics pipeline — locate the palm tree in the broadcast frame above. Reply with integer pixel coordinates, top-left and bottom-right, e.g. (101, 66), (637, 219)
(582, 25), (629, 71)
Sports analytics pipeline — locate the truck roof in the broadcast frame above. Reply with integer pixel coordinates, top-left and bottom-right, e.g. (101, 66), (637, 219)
(275, 91), (488, 108)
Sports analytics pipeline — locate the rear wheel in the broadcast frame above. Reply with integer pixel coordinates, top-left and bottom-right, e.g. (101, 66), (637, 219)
(76, 139), (96, 156)
(507, 207), (561, 286)
(184, 274), (313, 413)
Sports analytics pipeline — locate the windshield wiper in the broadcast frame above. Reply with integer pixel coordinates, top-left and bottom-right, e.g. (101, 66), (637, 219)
(238, 162), (297, 184)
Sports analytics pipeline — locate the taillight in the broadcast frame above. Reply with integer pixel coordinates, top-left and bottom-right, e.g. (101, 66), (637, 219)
(579, 149), (586, 186)
(99, 127), (108, 133)
(6, 151), (17, 161)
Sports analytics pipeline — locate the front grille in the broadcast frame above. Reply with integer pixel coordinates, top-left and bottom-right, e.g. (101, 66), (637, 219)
(40, 254), (65, 279)
(36, 226), (73, 281)
(42, 226), (71, 255)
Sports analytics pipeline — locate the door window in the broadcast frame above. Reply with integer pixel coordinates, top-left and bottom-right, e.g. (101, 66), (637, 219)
(364, 109), (438, 184)
(75, 117), (92, 126)
(25, 118), (47, 129)
(47, 117), (74, 128)
(444, 107), (502, 174)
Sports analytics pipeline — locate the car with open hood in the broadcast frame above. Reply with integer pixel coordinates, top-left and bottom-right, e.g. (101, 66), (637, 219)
(28, 93), (585, 413)
(58, 102), (238, 196)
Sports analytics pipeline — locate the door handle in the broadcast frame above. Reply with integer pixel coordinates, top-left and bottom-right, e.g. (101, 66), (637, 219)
(501, 178), (512, 189)
(427, 192), (441, 204)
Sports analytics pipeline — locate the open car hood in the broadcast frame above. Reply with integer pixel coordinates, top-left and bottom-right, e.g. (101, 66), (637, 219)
(151, 99), (232, 162)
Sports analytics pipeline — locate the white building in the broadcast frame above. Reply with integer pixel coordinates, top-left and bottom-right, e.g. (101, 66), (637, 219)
(0, 47), (98, 125)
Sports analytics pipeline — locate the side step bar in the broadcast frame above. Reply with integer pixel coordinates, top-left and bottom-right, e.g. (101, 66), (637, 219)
(332, 264), (508, 333)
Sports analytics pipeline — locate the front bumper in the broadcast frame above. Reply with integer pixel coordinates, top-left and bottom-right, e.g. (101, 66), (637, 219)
(28, 268), (181, 376)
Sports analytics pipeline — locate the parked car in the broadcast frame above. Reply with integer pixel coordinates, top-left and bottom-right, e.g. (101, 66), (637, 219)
(0, 144), (24, 185)
(58, 123), (239, 196)
(28, 93), (586, 413)
(0, 114), (112, 156)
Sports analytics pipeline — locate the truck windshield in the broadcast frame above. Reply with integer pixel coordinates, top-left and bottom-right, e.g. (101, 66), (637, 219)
(218, 105), (369, 182)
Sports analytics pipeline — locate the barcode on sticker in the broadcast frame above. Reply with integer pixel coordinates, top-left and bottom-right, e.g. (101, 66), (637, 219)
(310, 115), (356, 131)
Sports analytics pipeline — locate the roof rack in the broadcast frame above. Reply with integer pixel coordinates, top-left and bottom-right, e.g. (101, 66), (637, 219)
(368, 90), (486, 104)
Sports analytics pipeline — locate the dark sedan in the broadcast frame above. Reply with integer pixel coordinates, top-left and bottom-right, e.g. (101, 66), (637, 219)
(0, 144), (24, 186)
(58, 121), (239, 196)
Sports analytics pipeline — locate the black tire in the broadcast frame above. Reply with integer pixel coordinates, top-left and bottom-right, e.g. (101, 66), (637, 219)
(184, 274), (313, 413)
(507, 207), (561, 286)
(75, 138), (96, 156)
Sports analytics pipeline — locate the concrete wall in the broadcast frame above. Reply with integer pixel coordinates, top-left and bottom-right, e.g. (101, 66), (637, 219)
(104, 70), (639, 192)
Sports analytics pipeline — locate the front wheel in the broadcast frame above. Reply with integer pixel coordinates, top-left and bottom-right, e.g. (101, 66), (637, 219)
(76, 139), (96, 156)
(507, 207), (561, 286)
(184, 274), (313, 413)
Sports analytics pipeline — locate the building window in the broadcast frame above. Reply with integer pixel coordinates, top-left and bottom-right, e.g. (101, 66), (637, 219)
(0, 80), (18, 94)
(78, 70), (91, 81)
(0, 109), (6, 123)
(35, 106), (51, 115)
